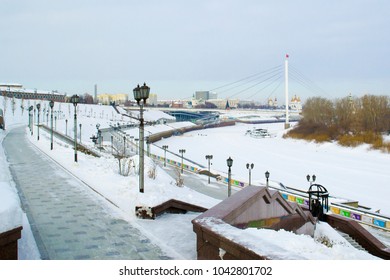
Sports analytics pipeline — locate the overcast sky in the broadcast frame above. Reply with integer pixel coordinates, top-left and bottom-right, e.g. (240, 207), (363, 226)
(1, 0), (389, 102)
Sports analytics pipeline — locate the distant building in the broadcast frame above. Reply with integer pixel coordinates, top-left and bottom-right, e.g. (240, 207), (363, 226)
(97, 93), (128, 105)
(0, 83), (65, 102)
(268, 97), (278, 108)
(207, 98), (239, 109)
(170, 101), (184, 108)
(290, 95), (302, 111)
(195, 91), (217, 101)
(148, 93), (158, 106)
(209, 92), (218, 99)
(0, 83), (22, 88)
(187, 98), (205, 108)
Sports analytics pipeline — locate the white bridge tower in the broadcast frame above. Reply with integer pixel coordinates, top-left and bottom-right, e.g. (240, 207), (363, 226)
(284, 54), (290, 129)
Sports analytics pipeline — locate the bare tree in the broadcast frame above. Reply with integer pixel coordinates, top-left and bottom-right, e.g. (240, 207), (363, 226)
(21, 98), (25, 115)
(2, 93), (8, 115)
(111, 136), (132, 176)
(11, 95), (16, 116)
(147, 159), (158, 180)
(302, 97), (334, 126)
(174, 167), (184, 187)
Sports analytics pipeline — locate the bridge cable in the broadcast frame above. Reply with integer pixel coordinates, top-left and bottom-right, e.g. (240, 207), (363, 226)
(209, 64), (283, 93)
(244, 74), (284, 100)
(227, 71), (283, 99)
(289, 65), (332, 98)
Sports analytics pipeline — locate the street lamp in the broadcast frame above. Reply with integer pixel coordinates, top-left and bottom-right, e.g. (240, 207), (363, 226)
(96, 123), (100, 148)
(70, 94), (79, 162)
(227, 157), (233, 197)
(205, 155), (213, 184)
(162, 145), (168, 167)
(65, 119), (68, 136)
(307, 174), (316, 186)
(28, 106), (33, 135)
(33, 107), (36, 135)
(49, 100), (54, 150)
(123, 135), (126, 156)
(111, 135), (114, 154)
(36, 103), (41, 141)
(246, 163), (254, 186)
(133, 83), (150, 193)
(265, 171), (270, 187)
(179, 149), (186, 174)
(79, 123), (82, 143)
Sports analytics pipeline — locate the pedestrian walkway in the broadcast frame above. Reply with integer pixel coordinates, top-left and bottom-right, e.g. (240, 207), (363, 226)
(3, 127), (170, 260)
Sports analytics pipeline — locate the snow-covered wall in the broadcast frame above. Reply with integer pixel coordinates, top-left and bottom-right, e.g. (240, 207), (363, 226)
(0, 181), (23, 233)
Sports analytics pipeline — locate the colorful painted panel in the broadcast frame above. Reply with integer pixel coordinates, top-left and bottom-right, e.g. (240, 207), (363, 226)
(386, 221), (390, 229)
(330, 206), (340, 214)
(362, 215), (373, 224)
(340, 209), (350, 218)
(373, 219), (386, 228)
(287, 195), (295, 202)
(281, 193), (288, 200)
(296, 197), (304, 204)
(350, 213), (362, 221)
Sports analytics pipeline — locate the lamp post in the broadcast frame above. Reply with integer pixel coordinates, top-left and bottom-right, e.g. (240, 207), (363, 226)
(28, 106), (33, 135)
(227, 157), (233, 197)
(111, 135), (114, 154)
(265, 171), (270, 187)
(70, 94), (79, 162)
(205, 155), (213, 184)
(36, 103), (41, 141)
(123, 135), (126, 156)
(96, 123), (100, 148)
(133, 83), (150, 193)
(79, 123), (82, 143)
(179, 149), (186, 174)
(32, 107), (36, 135)
(49, 100), (54, 150)
(162, 145), (168, 167)
(65, 119), (68, 136)
(306, 174), (316, 186)
(246, 163), (254, 186)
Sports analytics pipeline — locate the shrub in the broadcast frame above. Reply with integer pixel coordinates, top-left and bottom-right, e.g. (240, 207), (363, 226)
(285, 122), (335, 143)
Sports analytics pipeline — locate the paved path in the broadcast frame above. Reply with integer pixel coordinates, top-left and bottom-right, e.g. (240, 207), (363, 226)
(3, 127), (170, 260)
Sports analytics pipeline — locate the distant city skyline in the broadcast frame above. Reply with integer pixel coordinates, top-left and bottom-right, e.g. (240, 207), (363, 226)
(1, 1), (389, 104)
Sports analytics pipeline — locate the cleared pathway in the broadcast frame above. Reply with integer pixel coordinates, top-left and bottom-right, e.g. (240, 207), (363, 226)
(3, 127), (170, 260)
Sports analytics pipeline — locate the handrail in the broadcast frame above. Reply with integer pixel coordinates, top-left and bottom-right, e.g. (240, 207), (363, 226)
(325, 214), (390, 259)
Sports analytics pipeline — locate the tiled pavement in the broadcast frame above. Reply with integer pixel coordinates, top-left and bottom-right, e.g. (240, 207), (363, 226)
(3, 127), (170, 260)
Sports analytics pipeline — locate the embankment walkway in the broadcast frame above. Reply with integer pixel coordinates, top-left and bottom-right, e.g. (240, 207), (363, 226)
(3, 127), (170, 260)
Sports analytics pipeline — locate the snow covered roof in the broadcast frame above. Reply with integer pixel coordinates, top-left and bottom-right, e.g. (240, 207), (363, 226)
(0, 86), (65, 96)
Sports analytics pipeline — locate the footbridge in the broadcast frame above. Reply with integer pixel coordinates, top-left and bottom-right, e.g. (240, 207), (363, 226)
(164, 110), (219, 123)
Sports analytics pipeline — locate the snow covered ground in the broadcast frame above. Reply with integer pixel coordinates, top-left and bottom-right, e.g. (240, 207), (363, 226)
(0, 96), (387, 260)
(152, 122), (390, 215)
